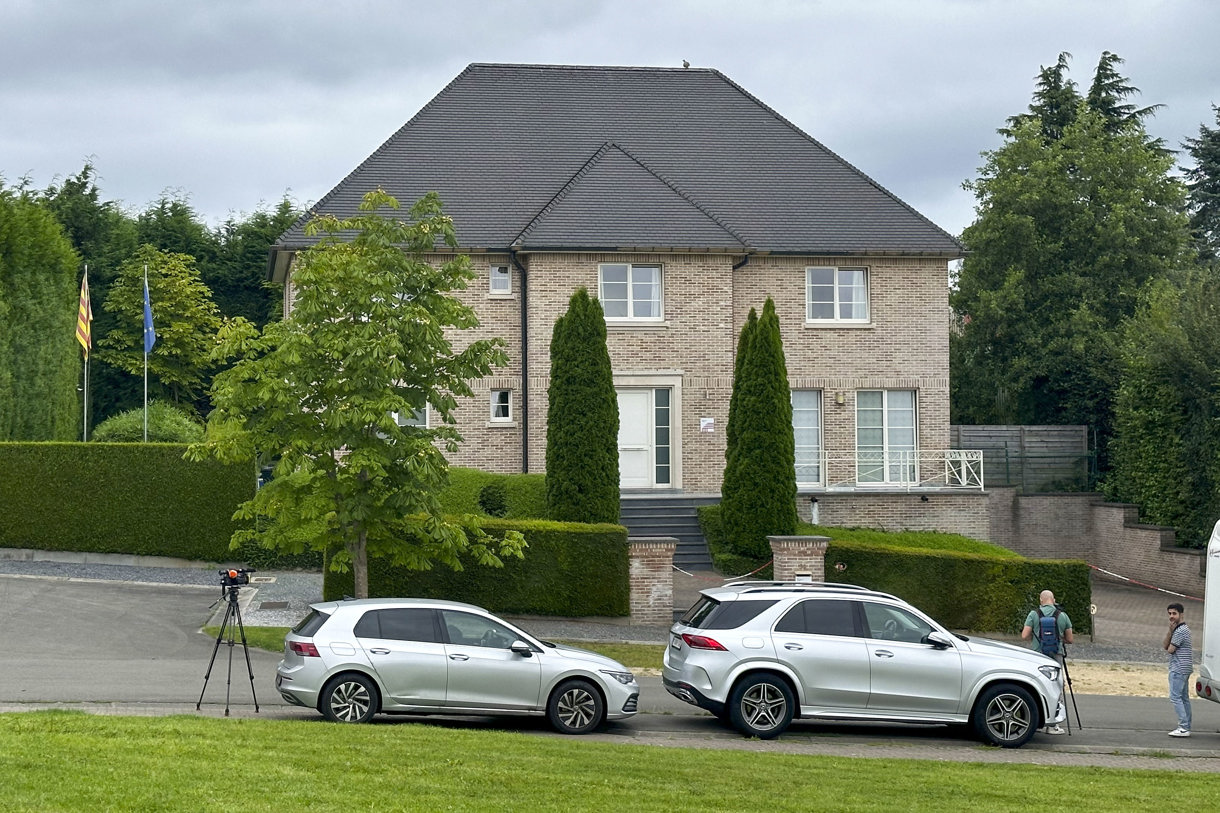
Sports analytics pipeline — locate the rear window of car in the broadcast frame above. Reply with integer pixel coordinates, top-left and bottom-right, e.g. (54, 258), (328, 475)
(679, 598), (778, 630)
(292, 609), (330, 636)
(354, 608), (442, 643)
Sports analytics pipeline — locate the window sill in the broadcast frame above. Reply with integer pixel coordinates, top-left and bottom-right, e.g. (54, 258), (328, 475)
(486, 421), (519, 428)
(486, 293), (516, 300)
(803, 320), (872, 329)
(606, 320), (670, 331)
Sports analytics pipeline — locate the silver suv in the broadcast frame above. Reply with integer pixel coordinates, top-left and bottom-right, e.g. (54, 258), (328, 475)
(662, 581), (1065, 747)
(277, 597), (639, 734)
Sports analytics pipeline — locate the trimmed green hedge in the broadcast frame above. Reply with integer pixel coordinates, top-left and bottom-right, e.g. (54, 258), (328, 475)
(0, 442), (253, 562)
(438, 468), (548, 519)
(823, 541), (1091, 634)
(324, 517), (629, 616)
(698, 503), (1091, 634)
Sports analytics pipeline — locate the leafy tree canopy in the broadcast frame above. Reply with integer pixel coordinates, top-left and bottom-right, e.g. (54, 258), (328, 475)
(1183, 105), (1220, 261)
(98, 244), (223, 410)
(188, 189), (523, 598)
(952, 56), (1190, 465)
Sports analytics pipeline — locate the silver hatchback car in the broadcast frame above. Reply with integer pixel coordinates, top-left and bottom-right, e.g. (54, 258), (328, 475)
(663, 581), (1066, 747)
(277, 597), (639, 734)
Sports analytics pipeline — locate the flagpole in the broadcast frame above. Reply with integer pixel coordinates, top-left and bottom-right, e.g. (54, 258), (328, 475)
(144, 264), (149, 442)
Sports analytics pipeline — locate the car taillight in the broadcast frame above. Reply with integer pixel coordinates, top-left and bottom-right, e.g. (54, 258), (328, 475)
(681, 633), (728, 651)
(289, 641), (321, 657)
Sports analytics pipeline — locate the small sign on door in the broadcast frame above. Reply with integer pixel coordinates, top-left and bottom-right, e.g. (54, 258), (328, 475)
(699, 417), (714, 433)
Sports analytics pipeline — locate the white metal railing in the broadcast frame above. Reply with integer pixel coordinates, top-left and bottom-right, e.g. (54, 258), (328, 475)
(798, 449), (985, 491)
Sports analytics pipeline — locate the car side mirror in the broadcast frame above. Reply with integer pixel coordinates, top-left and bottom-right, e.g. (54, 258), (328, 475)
(925, 631), (953, 649)
(510, 640), (533, 657)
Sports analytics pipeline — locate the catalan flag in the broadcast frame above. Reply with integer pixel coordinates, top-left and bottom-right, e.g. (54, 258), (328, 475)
(76, 270), (92, 359)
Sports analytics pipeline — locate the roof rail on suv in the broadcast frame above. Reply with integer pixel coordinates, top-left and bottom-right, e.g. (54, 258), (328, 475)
(721, 581), (900, 601)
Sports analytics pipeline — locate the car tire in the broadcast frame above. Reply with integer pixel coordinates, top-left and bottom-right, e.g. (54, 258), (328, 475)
(320, 673), (378, 724)
(728, 673), (794, 739)
(547, 679), (604, 735)
(972, 683), (1037, 748)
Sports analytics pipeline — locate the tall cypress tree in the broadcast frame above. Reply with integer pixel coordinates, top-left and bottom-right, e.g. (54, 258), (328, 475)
(721, 298), (796, 558)
(724, 307), (758, 461)
(0, 187), (81, 440)
(545, 287), (619, 523)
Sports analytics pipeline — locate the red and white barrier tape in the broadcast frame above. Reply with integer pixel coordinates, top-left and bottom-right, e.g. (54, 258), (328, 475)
(672, 559), (775, 582)
(1088, 563), (1203, 603)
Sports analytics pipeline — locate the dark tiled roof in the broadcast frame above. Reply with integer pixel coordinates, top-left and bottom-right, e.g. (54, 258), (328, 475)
(275, 64), (962, 257)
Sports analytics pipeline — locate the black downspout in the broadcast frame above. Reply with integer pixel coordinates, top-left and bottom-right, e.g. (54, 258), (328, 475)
(510, 249), (529, 473)
(732, 253), (752, 272)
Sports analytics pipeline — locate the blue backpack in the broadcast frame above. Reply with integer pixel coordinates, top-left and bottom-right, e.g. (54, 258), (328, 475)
(1037, 609), (1062, 656)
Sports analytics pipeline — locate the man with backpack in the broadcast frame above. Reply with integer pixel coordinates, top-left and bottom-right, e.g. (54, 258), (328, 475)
(1021, 589), (1074, 734)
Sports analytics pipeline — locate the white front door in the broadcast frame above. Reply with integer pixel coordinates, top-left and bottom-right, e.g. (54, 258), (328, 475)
(617, 389), (654, 489)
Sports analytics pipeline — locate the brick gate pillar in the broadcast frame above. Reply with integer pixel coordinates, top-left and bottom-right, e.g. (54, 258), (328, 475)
(768, 535), (831, 582)
(628, 537), (677, 625)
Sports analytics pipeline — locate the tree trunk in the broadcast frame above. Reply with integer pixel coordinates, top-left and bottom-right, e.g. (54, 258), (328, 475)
(353, 529), (368, 598)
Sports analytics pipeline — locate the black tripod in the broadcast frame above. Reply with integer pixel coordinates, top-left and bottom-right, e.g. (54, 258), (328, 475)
(196, 578), (260, 716)
(1059, 643), (1082, 732)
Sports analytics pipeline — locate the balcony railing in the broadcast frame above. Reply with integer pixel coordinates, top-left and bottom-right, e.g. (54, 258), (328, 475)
(797, 449), (985, 491)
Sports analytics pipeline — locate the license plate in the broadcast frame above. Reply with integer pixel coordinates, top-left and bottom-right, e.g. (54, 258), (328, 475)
(671, 635), (682, 650)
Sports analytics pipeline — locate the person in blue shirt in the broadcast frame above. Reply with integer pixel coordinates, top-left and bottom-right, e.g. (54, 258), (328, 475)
(1163, 603), (1194, 737)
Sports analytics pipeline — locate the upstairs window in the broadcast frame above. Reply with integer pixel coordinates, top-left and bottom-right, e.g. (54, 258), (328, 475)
(807, 266), (869, 323)
(489, 265), (511, 295)
(599, 263), (662, 320)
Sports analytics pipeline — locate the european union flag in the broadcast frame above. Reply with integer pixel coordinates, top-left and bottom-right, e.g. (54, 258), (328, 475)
(143, 277), (157, 354)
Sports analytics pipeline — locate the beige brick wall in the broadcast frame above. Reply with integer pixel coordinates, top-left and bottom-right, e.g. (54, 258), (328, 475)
(805, 492), (990, 540)
(985, 488), (1205, 596)
(284, 250), (953, 492)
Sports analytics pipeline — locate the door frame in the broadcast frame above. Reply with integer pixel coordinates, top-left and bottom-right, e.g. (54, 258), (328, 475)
(613, 371), (683, 490)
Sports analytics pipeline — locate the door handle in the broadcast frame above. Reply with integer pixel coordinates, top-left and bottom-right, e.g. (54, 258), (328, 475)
(783, 643), (803, 651)
(368, 648), (390, 655)
(874, 650), (894, 658)
(449, 654), (469, 661)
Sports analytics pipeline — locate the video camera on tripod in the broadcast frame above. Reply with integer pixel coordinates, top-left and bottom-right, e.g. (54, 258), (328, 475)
(219, 567), (255, 588)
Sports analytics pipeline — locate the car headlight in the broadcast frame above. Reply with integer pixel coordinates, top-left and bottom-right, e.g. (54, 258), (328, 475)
(1038, 664), (1061, 682)
(600, 669), (635, 685)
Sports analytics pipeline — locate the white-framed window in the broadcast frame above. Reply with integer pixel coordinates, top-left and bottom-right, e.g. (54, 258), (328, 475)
(490, 390), (512, 422)
(489, 265), (511, 295)
(393, 407), (428, 428)
(856, 390), (916, 484)
(792, 390), (823, 485)
(807, 266), (869, 323)
(599, 263), (662, 320)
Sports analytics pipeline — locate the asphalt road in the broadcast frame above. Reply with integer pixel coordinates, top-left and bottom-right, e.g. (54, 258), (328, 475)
(2, 574), (1218, 769)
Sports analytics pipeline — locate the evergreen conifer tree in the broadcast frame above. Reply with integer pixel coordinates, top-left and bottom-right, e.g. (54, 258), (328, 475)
(545, 287), (620, 523)
(721, 298), (797, 559)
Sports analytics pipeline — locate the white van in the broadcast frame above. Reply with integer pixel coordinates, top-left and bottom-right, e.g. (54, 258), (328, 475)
(1196, 520), (1220, 703)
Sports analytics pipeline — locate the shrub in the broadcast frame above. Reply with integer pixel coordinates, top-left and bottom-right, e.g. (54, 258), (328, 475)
(478, 479), (509, 517)
(92, 401), (204, 443)
(324, 517), (629, 616)
(440, 468), (547, 519)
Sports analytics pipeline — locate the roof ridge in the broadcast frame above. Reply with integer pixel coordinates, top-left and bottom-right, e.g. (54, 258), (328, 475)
(512, 141), (616, 247)
(512, 141), (749, 250)
(614, 142), (752, 249)
(468, 62), (714, 73)
(711, 68), (964, 248)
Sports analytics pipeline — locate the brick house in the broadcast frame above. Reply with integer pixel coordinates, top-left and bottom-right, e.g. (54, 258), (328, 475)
(269, 64), (984, 535)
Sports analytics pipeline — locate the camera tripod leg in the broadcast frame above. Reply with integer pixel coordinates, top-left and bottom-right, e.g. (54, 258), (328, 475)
(231, 600), (259, 713)
(197, 599), (234, 711)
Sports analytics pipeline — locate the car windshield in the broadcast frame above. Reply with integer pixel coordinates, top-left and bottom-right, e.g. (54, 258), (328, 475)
(679, 598), (778, 630)
(292, 609), (331, 636)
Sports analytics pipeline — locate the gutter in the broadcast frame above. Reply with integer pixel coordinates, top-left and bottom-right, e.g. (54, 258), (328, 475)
(509, 249), (529, 473)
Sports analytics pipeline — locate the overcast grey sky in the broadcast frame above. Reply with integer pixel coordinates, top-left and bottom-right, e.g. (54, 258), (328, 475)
(2, 0), (1216, 239)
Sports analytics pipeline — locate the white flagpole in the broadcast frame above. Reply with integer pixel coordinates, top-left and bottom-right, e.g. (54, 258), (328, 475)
(144, 264), (149, 442)
(82, 266), (89, 442)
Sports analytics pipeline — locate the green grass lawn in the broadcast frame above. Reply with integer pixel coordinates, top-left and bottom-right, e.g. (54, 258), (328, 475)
(799, 523), (1021, 557)
(0, 711), (1211, 811)
(211, 626), (666, 670)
